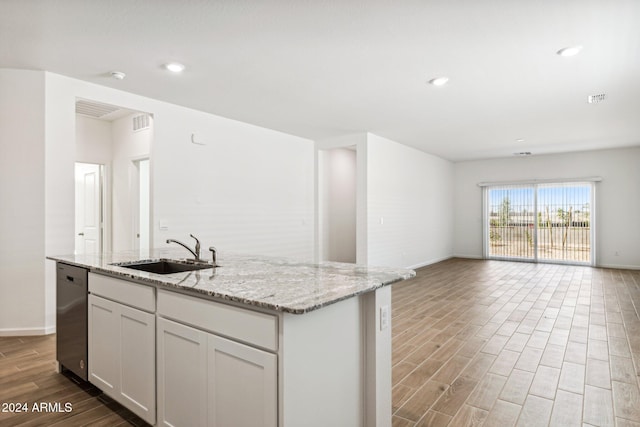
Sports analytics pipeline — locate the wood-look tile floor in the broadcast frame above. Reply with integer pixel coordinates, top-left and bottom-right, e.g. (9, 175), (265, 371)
(2, 258), (639, 426)
(392, 258), (640, 427)
(0, 334), (148, 426)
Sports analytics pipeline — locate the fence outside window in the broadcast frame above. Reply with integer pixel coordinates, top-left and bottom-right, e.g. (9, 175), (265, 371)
(484, 182), (594, 265)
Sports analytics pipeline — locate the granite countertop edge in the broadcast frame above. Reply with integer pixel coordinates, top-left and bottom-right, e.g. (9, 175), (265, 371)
(47, 251), (416, 315)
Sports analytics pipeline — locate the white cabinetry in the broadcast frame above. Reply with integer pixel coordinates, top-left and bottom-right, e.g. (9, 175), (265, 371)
(157, 291), (277, 427)
(88, 273), (156, 425)
(157, 317), (207, 427)
(84, 271), (389, 427)
(207, 333), (277, 427)
(87, 295), (118, 395)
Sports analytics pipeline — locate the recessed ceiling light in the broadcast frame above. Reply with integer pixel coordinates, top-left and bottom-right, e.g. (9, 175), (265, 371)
(516, 138), (525, 143)
(428, 77), (449, 86)
(164, 62), (185, 73)
(556, 46), (583, 57)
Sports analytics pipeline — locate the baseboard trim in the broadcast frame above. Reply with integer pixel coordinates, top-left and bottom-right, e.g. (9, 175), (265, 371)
(453, 257), (640, 271)
(452, 254), (484, 260)
(0, 326), (56, 337)
(407, 255), (454, 270)
(597, 263), (640, 271)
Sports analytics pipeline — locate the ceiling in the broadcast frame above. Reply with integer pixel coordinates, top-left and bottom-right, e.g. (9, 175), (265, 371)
(1, 0), (639, 161)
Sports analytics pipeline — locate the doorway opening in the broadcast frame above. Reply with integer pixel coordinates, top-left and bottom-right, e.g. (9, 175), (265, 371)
(75, 98), (153, 253)
(484, 182), (595, 265)
(318, 146), (357, 263)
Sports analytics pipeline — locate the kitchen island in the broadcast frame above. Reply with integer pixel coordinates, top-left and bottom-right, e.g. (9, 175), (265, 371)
(49, 249), (415, 427)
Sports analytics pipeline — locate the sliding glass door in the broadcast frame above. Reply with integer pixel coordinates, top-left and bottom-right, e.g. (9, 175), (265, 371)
(536, 184), (592, 263)
(486, 186), (535, 260)
(484, 182), (594, 265)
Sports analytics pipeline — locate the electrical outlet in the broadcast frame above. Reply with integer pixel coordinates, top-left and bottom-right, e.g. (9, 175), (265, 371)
(380, 305), (390, 331)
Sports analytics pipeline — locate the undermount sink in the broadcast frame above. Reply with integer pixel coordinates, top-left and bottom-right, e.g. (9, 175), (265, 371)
(113, 259), (214, 275)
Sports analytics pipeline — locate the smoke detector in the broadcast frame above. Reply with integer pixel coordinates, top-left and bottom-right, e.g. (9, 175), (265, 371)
(110, 71), (126, 80)
(588, 93), (606, 104)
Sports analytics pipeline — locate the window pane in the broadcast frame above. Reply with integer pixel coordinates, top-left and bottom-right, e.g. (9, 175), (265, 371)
(537, 183), (591, 263)
(487, 186), (535, 260)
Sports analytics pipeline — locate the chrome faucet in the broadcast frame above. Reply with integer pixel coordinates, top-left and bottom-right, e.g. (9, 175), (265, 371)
(166, 234), (202, 262)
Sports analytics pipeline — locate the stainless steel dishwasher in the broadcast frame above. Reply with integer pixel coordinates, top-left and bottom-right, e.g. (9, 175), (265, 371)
(56, 262), (89, 381)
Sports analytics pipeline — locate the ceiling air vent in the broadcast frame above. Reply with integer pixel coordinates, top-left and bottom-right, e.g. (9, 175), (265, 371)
(76, 99), (122, 118)
(588, 93), (606, 104)
(513, 152), (532, 157)
(133, 114), (151, 132)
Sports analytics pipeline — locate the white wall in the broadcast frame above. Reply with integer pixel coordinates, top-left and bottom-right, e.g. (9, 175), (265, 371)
(152, 107), (314, 259)
(0, 69), (48, 335)
(366, 133), (454, 269)
(75, 115), (112, 163)
(453, 147), (640, 269)
(111, 113), (152, 252)
(1, 68), (315, 334)
(319, 148), (356, 263)
(44, 73), (79, 332)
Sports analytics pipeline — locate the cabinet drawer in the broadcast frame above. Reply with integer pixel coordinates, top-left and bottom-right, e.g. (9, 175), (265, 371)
(157, 290), (278, 352)
(89, 273), (155, 313)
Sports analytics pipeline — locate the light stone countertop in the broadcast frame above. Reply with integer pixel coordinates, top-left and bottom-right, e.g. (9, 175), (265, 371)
(48, 249), (416, 314)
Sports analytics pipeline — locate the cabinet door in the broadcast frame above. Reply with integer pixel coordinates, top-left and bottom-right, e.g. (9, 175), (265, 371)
(157, 317), (208, 427)
(89, 295), (156, 425)
(88, 295), (119, 394)
(207, 334), (277, 427)
(119, 304), (156, 425)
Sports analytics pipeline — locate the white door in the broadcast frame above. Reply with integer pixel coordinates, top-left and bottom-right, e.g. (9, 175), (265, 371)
(75, 163), (102, 255)
(132, 158), (150, 251)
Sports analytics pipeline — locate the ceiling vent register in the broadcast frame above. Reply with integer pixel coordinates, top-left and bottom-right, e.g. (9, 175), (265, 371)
(76, 99), (122, 118)
(588, 93), (606, 104)
(133, 114), (151, 131)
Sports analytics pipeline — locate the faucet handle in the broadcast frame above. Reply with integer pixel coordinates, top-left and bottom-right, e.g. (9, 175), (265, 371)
(209, 246), (217, 267)
(190, 234), (201, 258)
